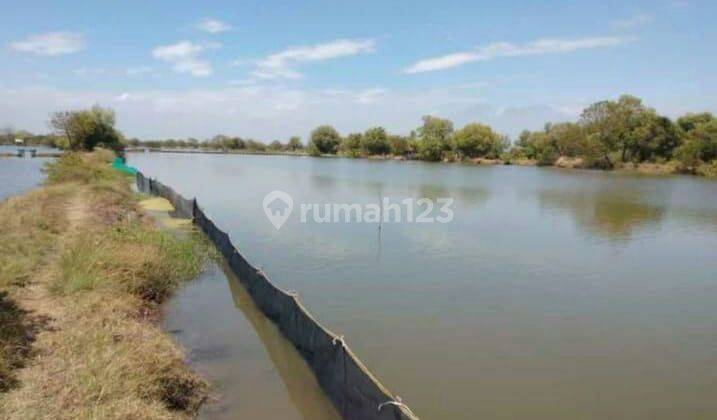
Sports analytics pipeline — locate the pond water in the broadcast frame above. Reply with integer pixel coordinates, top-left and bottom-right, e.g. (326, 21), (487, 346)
(130, 153), (717, 420)
(0, 153), (53, 200)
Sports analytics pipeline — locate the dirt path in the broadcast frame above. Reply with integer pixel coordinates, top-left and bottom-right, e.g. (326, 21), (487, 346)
(14, 187), (89, 323)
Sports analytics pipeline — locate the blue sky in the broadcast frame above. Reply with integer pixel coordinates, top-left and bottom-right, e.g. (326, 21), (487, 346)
(1, 0), (715, 140)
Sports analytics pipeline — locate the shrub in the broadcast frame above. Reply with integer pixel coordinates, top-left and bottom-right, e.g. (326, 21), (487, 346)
(388, 135), (409, 155)
(417, 116), (453, 161)
(361, 127), (390, 155)
(45, 151), (123, 185)
(340, 133), (362, 157)
(309, 125), (341, 154)
(452, 123), (504, 158)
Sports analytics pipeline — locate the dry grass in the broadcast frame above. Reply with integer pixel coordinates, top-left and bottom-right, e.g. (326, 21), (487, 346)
(1, 293), (206, 419)
(0, 151), (210, 419)
(0, 293), (33, 393)
(0, 186), (70, 288)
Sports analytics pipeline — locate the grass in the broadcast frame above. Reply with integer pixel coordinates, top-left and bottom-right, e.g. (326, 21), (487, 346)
(44, 149), (122, 185)
(0, 187), (70, 288)
(0, 292), (32, 393)
(52, 220), (208, 302)
(0, 150), (211, 418)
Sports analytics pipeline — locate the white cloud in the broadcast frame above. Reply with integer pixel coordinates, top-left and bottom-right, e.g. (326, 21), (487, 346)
(355, 88), (387, 104)
(612, 14), (654, 29)
(194, 18), (232, 34)
(152, 41), (217, 77)
(8, 32), (85, 56)
(250, 38), (375, 80)
(404, 36), (630, 73)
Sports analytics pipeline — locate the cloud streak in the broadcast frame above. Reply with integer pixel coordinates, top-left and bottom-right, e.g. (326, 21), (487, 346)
(152, 41), (218, 77)
(8, 32), (86, 56)
(612, 14), (653, 29)
(404, 36), (630, 73)
(194, 18), (232, 34)
(251, 38), (375, 80)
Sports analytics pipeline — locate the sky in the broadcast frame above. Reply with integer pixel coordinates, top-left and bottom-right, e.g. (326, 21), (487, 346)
(1, 0), (715, 140)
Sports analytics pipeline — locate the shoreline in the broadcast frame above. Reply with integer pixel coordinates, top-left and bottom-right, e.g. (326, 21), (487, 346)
(126, 147), (717, 179)
(0, 151), (211, 418)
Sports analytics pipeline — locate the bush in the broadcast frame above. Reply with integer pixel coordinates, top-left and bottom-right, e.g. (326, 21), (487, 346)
(388, 135), (409, 155)
(452, 123), (504, 158)
(361, 127), (390, 155)
(417, 116), (453, 161)
(287, 136), (303, 151)
(245, 140), (266, 151)
(268, 140), (284, 151)
(309, 125), (341, 154)
(696, 160), (717, 177)
(340, 133), (362, 157)
(45, 151), (123, 185)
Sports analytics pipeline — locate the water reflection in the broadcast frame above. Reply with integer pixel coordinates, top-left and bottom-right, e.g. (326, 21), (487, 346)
(225, 267), (341, 420)
(163, 261), (340, 420)
(537, 189), (666, 243)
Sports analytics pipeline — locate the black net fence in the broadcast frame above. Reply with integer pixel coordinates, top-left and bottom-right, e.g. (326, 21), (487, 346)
(136, 171), (419, 420)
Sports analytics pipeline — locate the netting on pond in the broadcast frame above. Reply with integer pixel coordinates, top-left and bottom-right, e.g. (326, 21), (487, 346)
(136, 171), (419, 420)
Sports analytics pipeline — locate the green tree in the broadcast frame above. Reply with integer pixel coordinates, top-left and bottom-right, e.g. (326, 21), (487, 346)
(246, 139), (266, 151)
(51, 105), (123, 151)
(268, 140), (284, 151)
(388, 135), (409, 156)
(361, 127), (390, 155)
(340, 133), (362, 157)
(675, 116), (717, 167)
(676, 113), (714, 133)
(545, 122), (586, 157)
(630, 113), (680, 161)
(417, 115), (453, 161)
(309, 125), (341, 155)
(579, 95), (667, 165)
(514, 129), (559, 164)
(452, 123), (504, 158)
(287, 136), (303, 151)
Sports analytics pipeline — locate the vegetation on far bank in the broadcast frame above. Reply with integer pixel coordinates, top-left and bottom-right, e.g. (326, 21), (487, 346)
(0, 150), (211, 418)
(3, 94), (716, 177)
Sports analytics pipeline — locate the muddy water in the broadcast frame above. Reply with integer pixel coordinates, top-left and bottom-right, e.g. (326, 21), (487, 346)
(131, 153), (717, 420)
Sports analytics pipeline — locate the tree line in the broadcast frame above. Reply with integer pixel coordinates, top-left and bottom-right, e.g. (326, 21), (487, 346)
(126, 135), (305, 153)
(303, 94), (716, 175)
(2, 94), (715, 176)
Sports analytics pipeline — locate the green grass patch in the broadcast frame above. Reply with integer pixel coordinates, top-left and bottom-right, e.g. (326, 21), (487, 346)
(45, 150), (125, 185)
(52, 220), (210, 302)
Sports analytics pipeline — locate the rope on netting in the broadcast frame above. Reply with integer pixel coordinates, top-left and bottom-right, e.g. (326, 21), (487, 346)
(286, 289), (299, 298)
(332, 335), (346, 347)
(378, 396), (418, 417)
